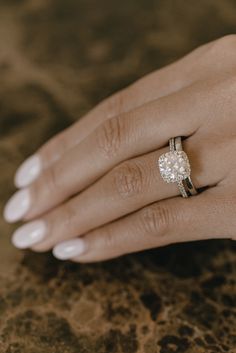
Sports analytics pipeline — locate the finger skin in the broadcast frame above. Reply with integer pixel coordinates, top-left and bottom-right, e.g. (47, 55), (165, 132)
(29, 148), (179, 252)
(36, 44), (200, 167)
(29, 131), (227, 252)
(7, 35), (236, 262)
(24, 71), (236, 221)
(55, 186), (233, 263)
(35, 36), (234, 168)
(25, 80), (210, 220)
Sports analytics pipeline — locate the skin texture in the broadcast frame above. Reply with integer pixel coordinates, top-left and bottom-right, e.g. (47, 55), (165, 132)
(4, 34), (236, 262)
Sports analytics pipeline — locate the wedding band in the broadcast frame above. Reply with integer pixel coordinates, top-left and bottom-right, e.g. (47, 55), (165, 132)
(158, 136), (198, 198)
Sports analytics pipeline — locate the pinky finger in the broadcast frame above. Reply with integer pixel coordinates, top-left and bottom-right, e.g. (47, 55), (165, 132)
(52, 185), (232, 263)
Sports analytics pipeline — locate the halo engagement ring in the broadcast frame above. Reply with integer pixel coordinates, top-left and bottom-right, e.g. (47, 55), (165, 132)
(158, 136), (198, 198)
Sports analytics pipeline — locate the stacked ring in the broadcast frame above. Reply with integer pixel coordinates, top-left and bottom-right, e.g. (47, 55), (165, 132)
(158, 136), (198, 198)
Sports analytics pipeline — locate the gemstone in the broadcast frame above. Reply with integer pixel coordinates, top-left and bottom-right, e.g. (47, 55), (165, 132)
(158, 151), (191, 183)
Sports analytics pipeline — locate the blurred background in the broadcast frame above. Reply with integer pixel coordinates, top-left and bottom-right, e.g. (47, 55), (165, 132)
(0, 1), (236, 352)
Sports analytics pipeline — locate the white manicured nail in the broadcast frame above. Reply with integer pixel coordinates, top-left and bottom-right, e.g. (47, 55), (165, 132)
(3, 189), (31, 223)
(12, 220), (46, 249)
(53, 239), (87, 260)
(14, 155), (42, 188)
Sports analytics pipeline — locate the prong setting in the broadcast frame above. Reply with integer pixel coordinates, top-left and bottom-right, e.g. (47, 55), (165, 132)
(158, 151), (191, 183)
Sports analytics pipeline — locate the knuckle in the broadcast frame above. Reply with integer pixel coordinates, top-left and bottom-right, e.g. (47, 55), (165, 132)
(95, 115), (126, 159)
(112, 160), (146, 199)
(139, 203), (176, 237)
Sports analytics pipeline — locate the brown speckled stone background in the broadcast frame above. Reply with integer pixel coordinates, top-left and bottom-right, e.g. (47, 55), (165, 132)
(0, 1), (236, 352)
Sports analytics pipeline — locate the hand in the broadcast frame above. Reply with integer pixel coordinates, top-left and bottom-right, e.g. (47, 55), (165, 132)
(3, 35), (236, 262)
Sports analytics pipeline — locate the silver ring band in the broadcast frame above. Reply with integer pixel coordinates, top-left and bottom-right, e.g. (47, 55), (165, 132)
(170, 137), (198, 197)
(158, 136), (198, 198)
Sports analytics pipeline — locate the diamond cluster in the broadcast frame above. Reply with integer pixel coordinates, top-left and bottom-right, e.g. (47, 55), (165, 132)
(158, 151), (191, 183)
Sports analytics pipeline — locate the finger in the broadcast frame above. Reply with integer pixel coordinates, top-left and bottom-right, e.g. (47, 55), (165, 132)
(13, 72), (233, 223)
(14, 36), (234, 188)
(11, 133), (226, 251)
(52, 185), (232, 262)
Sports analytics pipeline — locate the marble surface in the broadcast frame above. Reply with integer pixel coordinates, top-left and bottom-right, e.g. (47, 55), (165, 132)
(0, 1), (236, 352)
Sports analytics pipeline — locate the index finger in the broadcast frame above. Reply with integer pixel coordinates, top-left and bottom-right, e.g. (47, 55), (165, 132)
(15, 39), (216, 188)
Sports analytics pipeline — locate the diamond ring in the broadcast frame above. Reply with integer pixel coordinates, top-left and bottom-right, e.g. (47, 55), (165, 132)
(158, 136), (198, 198)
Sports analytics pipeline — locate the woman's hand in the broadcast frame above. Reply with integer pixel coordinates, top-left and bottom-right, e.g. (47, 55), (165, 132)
(3, 35), (236, 262)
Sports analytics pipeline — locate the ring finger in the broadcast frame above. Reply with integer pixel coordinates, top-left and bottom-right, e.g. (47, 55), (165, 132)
(11, 133), (225, 252)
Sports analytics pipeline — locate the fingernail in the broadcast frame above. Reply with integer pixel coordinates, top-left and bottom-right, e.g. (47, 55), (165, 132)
(12, 220), (46, 249)
(14, 154), (42, 188)
(3, 189), (31, 223)
(53, 239), (87, 260)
